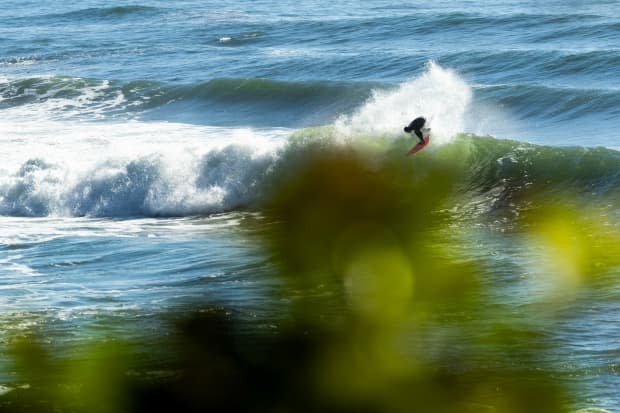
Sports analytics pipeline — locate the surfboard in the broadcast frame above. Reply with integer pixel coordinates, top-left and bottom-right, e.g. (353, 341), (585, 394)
(407, 136), (430, 155)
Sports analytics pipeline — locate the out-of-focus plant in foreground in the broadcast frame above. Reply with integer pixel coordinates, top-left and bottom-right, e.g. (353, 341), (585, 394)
(1, 139), (618, 412)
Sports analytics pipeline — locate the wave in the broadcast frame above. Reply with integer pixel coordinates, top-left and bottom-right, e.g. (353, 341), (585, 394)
(0, 75), (378, 125)
(0, 139), (280, 218)
(39, 5), (162, 23)
(1, 62), (619, 219)
(1, 130), (618, 219)
(160, 78), (375, 118)
(417, 12), (603, 33)
(441, 49), (620, 84)
(298, 11), (612, 44)
(530, 21), (620, 43)
(474, 83), (620, 120)
(450, 136), (620, 219)
(3, 68), (620, 130)
(0, 76), (117, 109)
(211, 11), (608, 42)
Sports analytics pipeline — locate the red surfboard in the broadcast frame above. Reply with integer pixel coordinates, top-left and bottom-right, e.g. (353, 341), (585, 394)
(407, 135), (430, 155)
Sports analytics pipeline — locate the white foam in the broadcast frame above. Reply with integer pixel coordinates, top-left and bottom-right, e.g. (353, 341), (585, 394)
(0, 116), (288, 217)
(1, 75), (130, 121)
(335, 61), (472, 145)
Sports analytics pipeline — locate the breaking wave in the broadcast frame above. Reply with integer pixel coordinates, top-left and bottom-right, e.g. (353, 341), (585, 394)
(1, 131), (618, 218)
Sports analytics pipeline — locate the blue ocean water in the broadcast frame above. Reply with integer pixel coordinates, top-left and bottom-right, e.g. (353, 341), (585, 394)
(1, 0), (620, 409)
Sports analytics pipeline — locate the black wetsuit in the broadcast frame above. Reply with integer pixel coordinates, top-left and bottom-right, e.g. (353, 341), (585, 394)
(404, 117), (426, 144)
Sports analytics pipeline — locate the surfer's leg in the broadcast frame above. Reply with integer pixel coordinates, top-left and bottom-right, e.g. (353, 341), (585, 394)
(414, 129), (424, 144)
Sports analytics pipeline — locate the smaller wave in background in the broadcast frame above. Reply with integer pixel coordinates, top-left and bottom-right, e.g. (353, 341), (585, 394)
(0, 75), (377, 126)
(475, 83), (620, 120)
(3, 58), (619, 135)
(0, 62), (475, 131)
(440, 49), (620, 88)
(27, 5), (162, 24)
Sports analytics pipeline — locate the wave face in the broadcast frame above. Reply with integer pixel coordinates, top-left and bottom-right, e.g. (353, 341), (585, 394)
(450, 136), (620, 223)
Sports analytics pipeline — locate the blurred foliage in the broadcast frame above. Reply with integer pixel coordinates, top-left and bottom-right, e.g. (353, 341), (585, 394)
(522, 204), (620, 289)
(2, 140), (619, 412)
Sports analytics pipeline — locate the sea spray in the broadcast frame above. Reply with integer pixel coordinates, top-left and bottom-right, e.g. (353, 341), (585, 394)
(335, 62), (471, 145)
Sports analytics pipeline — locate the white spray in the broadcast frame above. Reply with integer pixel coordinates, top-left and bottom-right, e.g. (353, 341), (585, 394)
(335, 61), (472, 145)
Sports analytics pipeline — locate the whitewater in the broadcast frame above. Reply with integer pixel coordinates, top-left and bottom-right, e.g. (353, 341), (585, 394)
(1, 0), (620, 410)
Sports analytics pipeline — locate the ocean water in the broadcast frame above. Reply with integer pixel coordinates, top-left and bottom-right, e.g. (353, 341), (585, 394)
(1, 0), (620, 409)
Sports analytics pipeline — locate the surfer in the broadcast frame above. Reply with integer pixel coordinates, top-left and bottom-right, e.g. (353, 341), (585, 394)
(404, 116), (431, 155)
(404, 116), (428, 144)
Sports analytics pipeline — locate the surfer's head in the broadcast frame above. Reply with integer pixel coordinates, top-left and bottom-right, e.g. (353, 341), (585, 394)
(405, 116), (426, 134)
